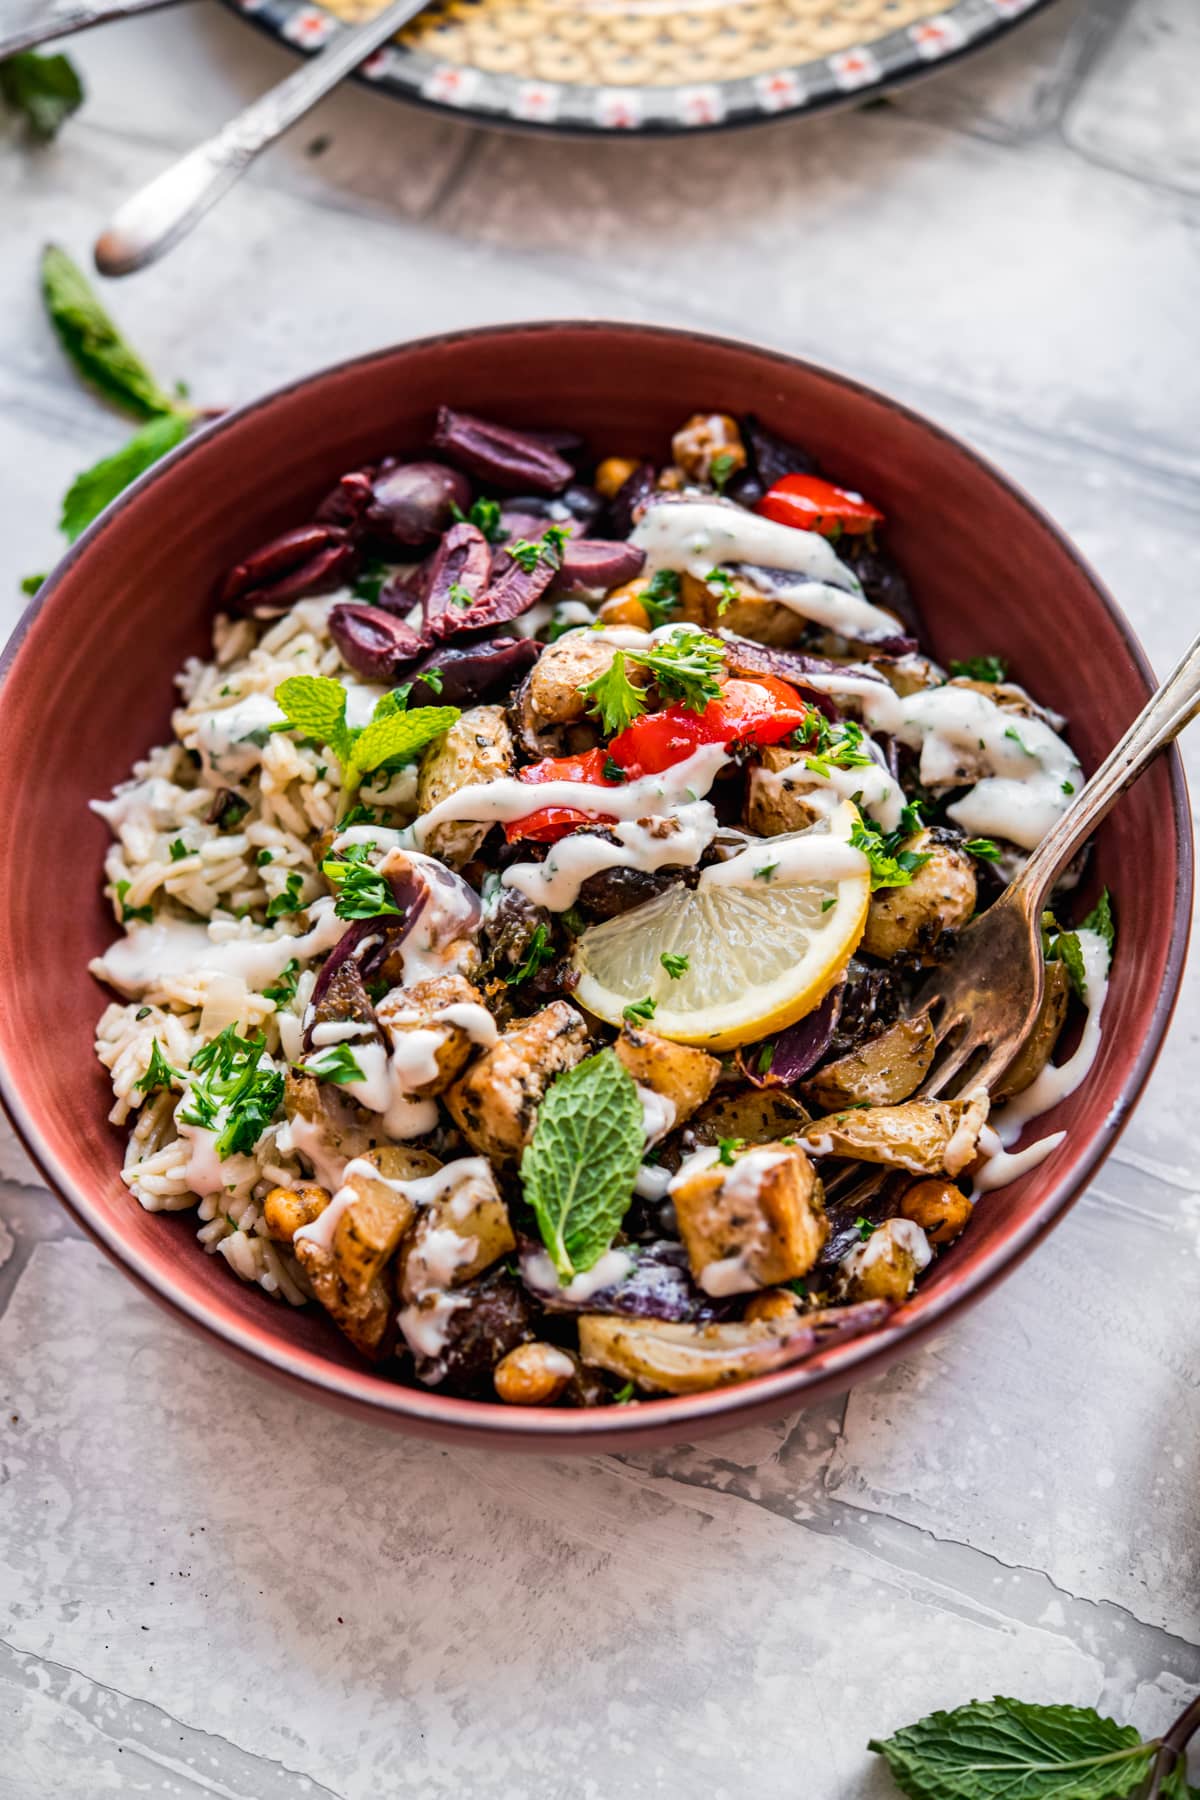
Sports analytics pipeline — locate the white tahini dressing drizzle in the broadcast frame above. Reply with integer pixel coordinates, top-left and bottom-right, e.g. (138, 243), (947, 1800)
(631, 499), (903, 643)
(522, 1246), (636, 1302)
(93, 896), (346, 1000)
(974, 927), (1111, 1191)
(636, 1085), (677, 1146)
(698, 829), (867, 890)
(839, 1217), (933, 1288)
(801, 669), (1083, 851)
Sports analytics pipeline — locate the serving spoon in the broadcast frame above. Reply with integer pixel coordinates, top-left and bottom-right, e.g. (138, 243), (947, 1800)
(824, 628), (1200, 1205)
(0, 0), (186, 60)
(93, 0), (428, 277)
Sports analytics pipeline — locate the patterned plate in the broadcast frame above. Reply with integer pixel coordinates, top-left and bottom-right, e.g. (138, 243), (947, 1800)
(224, 0), (1054, 135)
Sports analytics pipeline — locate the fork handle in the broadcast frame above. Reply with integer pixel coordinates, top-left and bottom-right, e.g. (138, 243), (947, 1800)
(1014, 631), (1200, 909)
(0, 0), (184, 59)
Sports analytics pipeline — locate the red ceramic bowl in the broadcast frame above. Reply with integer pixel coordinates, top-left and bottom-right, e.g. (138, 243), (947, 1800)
(0, 323), (1190, 1449)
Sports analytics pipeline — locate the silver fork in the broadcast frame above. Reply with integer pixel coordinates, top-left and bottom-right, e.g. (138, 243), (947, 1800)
(0, 0), (186, 60)
(824, 629), (1200, 1206)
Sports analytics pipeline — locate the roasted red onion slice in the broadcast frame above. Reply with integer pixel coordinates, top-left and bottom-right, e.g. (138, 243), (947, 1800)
(737, 980), (844, 1088)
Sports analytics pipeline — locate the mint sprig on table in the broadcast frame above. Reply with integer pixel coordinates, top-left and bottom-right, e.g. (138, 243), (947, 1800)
(30, 246), (198, 559)
(1, 50), (84, 140)
(272, 673), (458, 808)
(520, 1049), (643, 1281)
(870, 1696), (1196, 1799)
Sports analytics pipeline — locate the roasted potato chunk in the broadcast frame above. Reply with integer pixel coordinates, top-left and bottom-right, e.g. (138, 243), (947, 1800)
(294, 1146), (439, 1358)
(613, 1027), (720, 1134)
(994, 960), (1071, 1100)
(802, 1013), (935, 1111)
(802, 1088), (990, 1179)
(690, 1086), (811, 1147)
(681, 571), (806, 645)
(837, 1217), (932, 1304)
(861, 829), (977, 961)
(398, 1158), (515, 1303)
(416, 704), (513, 868)
(672, 1142), (827, 1296)
(376, 973), (493, 1098)
(578, 1313), (818, 1395)
(527, 633), (648, 730)
(745, 747), (827, 837)
(899, 1179), (973, 1246)
(445, 1001), (590, 1163)
(263, 1180), (330, 1243)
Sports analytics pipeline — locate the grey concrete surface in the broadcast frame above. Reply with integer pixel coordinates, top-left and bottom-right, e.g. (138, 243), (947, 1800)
(1, 1), (1197, 1793)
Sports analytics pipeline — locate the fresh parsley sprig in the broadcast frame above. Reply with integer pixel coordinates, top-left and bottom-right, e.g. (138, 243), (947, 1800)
(134, 1040), (183, 1100)
(507, 525), (570, 573)
(505, 923), (557, 987)
(949, 654), (1009, 684)
(849, 809), (931, 892)
(804, 717), (874, 779)
(180, 1026), (284, 1160)
(579, 651), (648, 736)
(628, 629), (725, 714)
(449, 496), (506, 543)
(320, 841), (403, 922)
(640, 568), (682, 629)
(1042, 888), (1116, 1003)
(520, 1049), (643, 1280)
(272, 674), (458, 810)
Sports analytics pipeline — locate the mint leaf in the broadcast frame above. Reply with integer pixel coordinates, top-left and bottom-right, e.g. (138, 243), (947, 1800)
(1, 52), (84, 141)
(273, 675), (356, 766)
(520, 1049), (643, 1280)
(1080, 888), (1115, 954)
(41, 245), (178, 420)
(60, 412), (191, 543)
(868, 1697), (1153, 1800)
(344, 704), (459, 790)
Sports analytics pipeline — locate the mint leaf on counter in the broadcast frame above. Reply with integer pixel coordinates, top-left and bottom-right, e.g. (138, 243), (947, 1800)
(60, 411), (192, 543)
(869, 1697), (1154, 1800)
(1, 52), (84, 141)
(521, 1049), (643, 1281)
(41, 245), (179, 421)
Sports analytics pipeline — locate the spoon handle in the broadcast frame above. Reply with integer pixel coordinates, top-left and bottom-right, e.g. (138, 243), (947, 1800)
(93, 0), (425, 277)
(0, 0), (185, 59)
(1015, 631), (1200, 907)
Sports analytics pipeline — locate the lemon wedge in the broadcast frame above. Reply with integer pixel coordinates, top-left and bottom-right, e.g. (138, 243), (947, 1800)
(571, 800), (871, 1051)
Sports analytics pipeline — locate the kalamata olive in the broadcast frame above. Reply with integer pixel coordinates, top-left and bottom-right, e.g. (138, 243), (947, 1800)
(826, 959), (904, 1060)
(497, 507), (580, 549)
(314, 466), (376, 533)
(376, 559), (429, 617)
(452, 546), (559, 634)
(433, 406), (573, 495)
(220, 524), (357, 618)
(502, 484), (603, 530)
(740, 414), (819, 488)
(838, 535), (921, 636)
(603, 460), (657, 538)
(328, 602), (426, 681)
(423, 522), (493, 639)
(405, 636), (540, 707)
(366, 460), (472, 548)
(553, 538), (646, 593)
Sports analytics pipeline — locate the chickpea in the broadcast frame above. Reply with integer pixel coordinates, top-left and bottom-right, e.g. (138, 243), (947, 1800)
(493, 1342), (575, 1406)
(745, 1288), (802, 1323)
(670, 412), (747, 487)
(263, 1181), (330, 1243)
(900, 1179), (973, 1246)
(594, 456), (642, 500)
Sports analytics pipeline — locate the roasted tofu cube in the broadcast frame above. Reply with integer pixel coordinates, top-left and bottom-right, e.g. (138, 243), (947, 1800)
(293, 1145), (439, 1359)
(399, 1157), (515, 1303)
(416, 704), (513, 868)
(613, 1026), (720, 1137)
(376, 973), (495, 1098)
(672, 1141), (827, 1297)
(445, 1000), (590, 1162)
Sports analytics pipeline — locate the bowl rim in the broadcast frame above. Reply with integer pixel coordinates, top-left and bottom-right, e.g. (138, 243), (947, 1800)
(0, 317), (1192, 1444)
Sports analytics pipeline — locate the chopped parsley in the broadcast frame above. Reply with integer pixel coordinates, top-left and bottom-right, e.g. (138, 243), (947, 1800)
(602, 754), (628, 784)
(320, 841), (403, 922)
(506, 923), (557, 986)
(709, 450), (737, 495)
(450, 496), (506, 544)
(717, 1135), (745, 1166)
(640, 568), (681, 629)
(168, 837), (189, 862)
(660, 952), (689, 980)
(785, 1277), (809, 1299)
(755, 862), (779, 882)
(854, 1216), (877, 1241)
(265, 871), (305, 919)
(1061, 779), (1076, 796)
(804, 717), (874, 779)
(180, 1026), (284, 1159)
(704, 567), (740, 614)
(339, 802), (381, 829)
(262, 959), (300, 1008)
(302, 1043), (366, 1087)
(848, 810), (930, 892)
(820, 896), (836, 914)
(215, 793), (249, 830)
(507, 524), (569, 573)
(1003, 724), (1035, 757)
(612, 1381), (638, 1405)
(626, 629), (725, 714)
(622, 996), (657, 1025)
(949, 654), (1008, 684)
(134, 1039), (182, 1099)
(256, 848), (274, 867)
(963, 837), (1001, 861)
(756, 1043), (775, 1074)
(447, 581), (475, 610)
(114, 879), (153, 924)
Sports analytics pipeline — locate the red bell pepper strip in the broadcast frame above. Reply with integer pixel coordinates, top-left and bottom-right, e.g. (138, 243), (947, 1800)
(608, 676), (809, 777)
(755, 472), (883, 538)
(504, 747), (620, 845)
